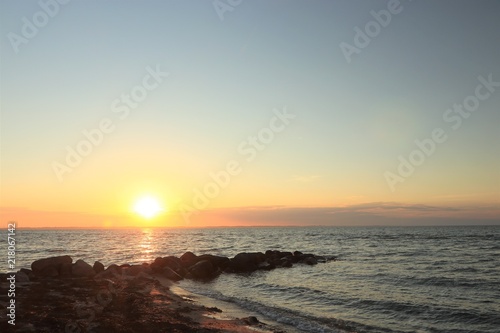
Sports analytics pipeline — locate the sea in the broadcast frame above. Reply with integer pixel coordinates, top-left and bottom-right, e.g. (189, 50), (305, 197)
(3, 226), (500, 333)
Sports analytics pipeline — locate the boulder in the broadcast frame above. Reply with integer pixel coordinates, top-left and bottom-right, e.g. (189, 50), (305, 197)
(16, 270), (30, 282)
(242, 316), (260, 325)
(189, 260), (216, 280)
(59, 263), (73, 276)
(95, 264), (121, 279)
(279, 258), (293, 268)
(141, 263), (152, 275)
(106, 264), (121, 273)
(197, 254), (230, 270)
(265, 250), (276, 257)
(93, 261), (105, 274)
(72, 259), (96, 277)
(161, 267), (183, 281)
(40, 265), (59, 277)
(150, 259), (166, 273)
(180, 251), (198, 267)
(257, 262), (275, 270)
(20, 268), (35, 280)
(230, 252), (266, 272)
(302, 257), (318, 265)
(125, 265), (144, 276)
(164, 256), (182, 272)
(31, 255), (72, 277)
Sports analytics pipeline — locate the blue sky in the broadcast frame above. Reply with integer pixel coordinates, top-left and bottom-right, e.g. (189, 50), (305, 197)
(1, 0), (499, 227)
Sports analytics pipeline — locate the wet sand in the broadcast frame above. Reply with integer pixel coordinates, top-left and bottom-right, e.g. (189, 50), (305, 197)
(0, 271), (287, 333)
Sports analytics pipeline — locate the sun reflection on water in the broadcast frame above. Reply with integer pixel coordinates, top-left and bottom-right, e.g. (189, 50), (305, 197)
(136, 228), (158, 263)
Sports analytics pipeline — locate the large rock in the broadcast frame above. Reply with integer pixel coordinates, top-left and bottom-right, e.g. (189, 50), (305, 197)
(230, 252), (266, 272)
(151, 257), (168, 272)
(151, 256), (182, 273)
(95, 264), (121, 279)
(302, 257), (318, 265)
(180, 251), (198, 267)
(40, 265), (59, 277)
(124, 265), (144, 276)
(161, 267), (183, 281)
(20, 268), (35, 280)
(72, 259), (96, 277)
(141, 263), (153, 275)
(16, 270), (30, 282)
(31, 255), (72, 277)
(279, 257), (293, 268)
(59, 263), (73, 276)
(93, 261), (105, 274)
(197, 254), (230, 270)
(189, 260), (216, 280)
(164, 256), (183, 272)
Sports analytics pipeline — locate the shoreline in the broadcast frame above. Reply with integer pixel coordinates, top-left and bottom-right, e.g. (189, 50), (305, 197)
(171, 283), (302, 333)
(1, 269), (289, 333)
(1, 251), (334, 332)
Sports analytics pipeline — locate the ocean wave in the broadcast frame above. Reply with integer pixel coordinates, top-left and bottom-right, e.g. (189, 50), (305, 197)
(180, 283), (394, 333)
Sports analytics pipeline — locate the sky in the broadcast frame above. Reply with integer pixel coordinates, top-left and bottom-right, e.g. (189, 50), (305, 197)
(1, 0), (499, 228)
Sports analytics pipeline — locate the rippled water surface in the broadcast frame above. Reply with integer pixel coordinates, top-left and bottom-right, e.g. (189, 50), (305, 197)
(4, 226), (500, 333)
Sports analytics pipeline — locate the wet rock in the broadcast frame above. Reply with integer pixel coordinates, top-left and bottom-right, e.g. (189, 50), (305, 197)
(20, 268), (35, 280)
(189, 260), (216, 280)
(150, 258), (166, 273)
(106, 264), (121, 274)
(303, 257), (318, 265)
(31, 255), (72, 277)
(161, 266), (183, 281)
(141, 263), (153, 274)
(59, 263), (73, 276)
(197, 254), (230, 270)
(95, 264), (121, 279)
(125, 265), (144, 276)
(242, 316), (260, 325)
(16, 270), (30, 282)
(93, 261), (105, 274)
(265, 250), (275, 257)
(72, 259), (95, 277)
(279, 258), (293, 268)
(164, 256), (183, 272)
(258, 262), (275, 270)
(230, 252), (266, 272)
(180, 251), (198, 267)
(40, 265), (59, 277)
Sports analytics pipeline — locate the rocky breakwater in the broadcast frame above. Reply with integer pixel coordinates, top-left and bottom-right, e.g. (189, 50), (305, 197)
(149, 250), (336, 281)
(0, 251), (336, 332)
(1, 250), (335, 284)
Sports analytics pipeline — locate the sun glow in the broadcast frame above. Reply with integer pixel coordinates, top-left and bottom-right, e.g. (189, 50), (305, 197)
(133, 196), (164, 219)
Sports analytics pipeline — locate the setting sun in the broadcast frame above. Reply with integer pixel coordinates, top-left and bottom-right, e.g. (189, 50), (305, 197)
(133, 196), (164, 219)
